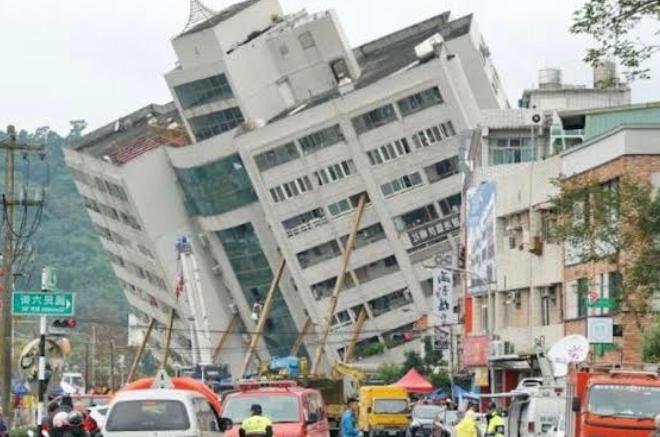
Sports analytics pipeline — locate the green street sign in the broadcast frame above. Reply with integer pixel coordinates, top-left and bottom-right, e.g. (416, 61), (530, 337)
(587, 298), (616, 309)
(12, 291), (75, 316)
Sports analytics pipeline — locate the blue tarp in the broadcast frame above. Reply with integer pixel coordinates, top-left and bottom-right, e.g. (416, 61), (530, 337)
(451, 384), (480, 401)
(425, 388), (447, 400)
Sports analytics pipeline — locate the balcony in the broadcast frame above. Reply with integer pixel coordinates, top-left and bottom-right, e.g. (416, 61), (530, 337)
(285, 216), (328, 237)
(354, 255), (400, 284)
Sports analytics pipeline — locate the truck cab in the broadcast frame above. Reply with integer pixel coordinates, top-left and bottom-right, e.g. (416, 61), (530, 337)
(221, 381), (330, 437)
(569, 369), (660, 437)
(358, 385), (410, 437)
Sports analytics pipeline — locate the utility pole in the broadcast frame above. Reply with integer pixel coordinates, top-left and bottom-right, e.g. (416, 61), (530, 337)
(110, 340), (116, 390)
(91, 324), (97, 389)
(85, 342), (90, 391)
(0, 125), (45, 422)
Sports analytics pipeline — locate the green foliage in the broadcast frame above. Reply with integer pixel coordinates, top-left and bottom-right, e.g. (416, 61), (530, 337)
(551, 175), (660, 320)
(642, 317), (660, 362)
(375, 362), (403, 384)
(571, 0), (660, 80)
(2, 125), (128, 371)
(402, 350), (424, 373)
(362, 342), (385, 357)
(9, 427), (38, 437)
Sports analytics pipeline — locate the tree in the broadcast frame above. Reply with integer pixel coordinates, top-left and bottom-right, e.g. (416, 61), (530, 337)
(402, 350), (424, 373)
(642, 318), (660, 362)
(551, 175), (660, 327)
(375, 362), (403, 384)
(571, 0), (660, 80)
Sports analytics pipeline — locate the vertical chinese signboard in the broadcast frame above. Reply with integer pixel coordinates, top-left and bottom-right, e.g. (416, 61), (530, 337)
(433, 268), (456, 350)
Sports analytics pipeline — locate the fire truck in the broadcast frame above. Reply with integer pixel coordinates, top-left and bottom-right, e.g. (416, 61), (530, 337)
(564, 366), (660, 437)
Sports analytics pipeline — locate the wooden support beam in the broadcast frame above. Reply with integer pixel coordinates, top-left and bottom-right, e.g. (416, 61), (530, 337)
(212, 314), (238, 363)
(127, 318), (156, 383)
(290, 316), (313, 356)
(344, 308), (367, 363)
(239, 258), (286, 377)
(161, 308), (176, 369)
(311, 194), (367, 376)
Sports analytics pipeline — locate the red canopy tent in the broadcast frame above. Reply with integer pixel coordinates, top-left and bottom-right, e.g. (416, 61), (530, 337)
(392, 369), (434, 393)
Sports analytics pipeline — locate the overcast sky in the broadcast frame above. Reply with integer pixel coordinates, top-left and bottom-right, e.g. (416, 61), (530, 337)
(1, 0), (659, 134)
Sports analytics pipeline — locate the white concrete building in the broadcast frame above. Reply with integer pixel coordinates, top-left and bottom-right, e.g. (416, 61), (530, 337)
(66, 0), (508, 374)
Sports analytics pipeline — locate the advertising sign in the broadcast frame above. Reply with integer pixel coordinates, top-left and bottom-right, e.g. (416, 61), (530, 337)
(462, 335), (490, 367)
(432, 268), (456, 326)
(434, 326), (450, 350)
(466, 181), (496, 294)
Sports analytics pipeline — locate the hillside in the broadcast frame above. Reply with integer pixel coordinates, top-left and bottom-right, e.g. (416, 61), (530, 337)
(1, 127), (128, 324)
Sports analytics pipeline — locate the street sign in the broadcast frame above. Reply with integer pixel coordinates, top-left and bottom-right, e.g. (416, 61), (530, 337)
(12, 292), (75, 316)
(587, 317), (613, 344)
(587, 297), (615, 309)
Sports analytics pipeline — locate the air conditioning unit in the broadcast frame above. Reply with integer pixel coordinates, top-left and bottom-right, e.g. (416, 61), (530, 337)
(529, 235), (543, 255)
(415, 33), (444, 60)
(211, 264), (223, 276)
(198, 233), (209, 248)
(490, 340), (504, 357)
(526, 112), (543, 125)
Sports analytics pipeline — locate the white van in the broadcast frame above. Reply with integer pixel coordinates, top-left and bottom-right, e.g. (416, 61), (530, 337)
(507, 387), (565, 437)
(103, 388), (231, 437)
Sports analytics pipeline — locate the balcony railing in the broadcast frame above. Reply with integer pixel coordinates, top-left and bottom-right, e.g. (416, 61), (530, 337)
(285, 217), (328, 238)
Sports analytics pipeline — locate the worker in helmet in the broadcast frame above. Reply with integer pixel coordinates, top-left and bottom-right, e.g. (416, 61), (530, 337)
(485, 404), (505, 437)
(239, 404), (273, 437)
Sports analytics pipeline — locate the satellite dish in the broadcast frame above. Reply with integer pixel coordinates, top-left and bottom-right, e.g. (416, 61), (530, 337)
(548, 335), (589, 377)
(18, 338), (65, 393)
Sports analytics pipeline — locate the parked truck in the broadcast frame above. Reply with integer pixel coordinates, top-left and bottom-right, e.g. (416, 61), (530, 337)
(358, 385), (410, 437)
(565, 367), (660, 437)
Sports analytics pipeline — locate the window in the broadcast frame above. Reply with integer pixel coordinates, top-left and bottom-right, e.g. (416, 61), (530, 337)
(351, 105), (397, 135)
(330, 58), (351, 82)
(397, 87), (444, 116)
(174, 74), (234, 109)
(381, 172), (423, 197)
(310, 275), (355, 300)
(254, 142), (300, 171)
(328, 192), (370, 217)
(412, 121), (456, 148)
(223, 395), (301, 424)
(577, 278), (589, 318)
(354, 255), (400, 284)
(298, 125), (344, 155)
(488, 136), (537, 165)
(608, 272), (622, 311)
(104, 180), (128, 201)
(270, 176), (313, 202)
(424, 156), (459, 183)
(299, 31), (316, 49)
(314, 160), (356, 186)
(193, 399), (219, 432)
(366, 138), (411, 166)
(340, 223), (386, 249)
(297, 240), (342, 269)
(394, 205), (439, 232)
(368, 288), (413, 317)
(175, 154), (257, 216)
(106, 400), (190, 432)
(438, 193), (462, 216)
(282, 208), (327, 237)
(217, 223), (301, 357)
(189, 107), (244, 141)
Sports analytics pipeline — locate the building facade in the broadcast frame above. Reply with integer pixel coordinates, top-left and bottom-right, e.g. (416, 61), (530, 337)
(66, 0), (509, 374)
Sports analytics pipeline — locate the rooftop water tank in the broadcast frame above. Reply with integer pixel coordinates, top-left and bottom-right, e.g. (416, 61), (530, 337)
(539, 68), (562, 88)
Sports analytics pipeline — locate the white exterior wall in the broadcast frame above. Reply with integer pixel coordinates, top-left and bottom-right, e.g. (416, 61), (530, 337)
(471, 158), (564, 354)
(527, 88), (631, 112)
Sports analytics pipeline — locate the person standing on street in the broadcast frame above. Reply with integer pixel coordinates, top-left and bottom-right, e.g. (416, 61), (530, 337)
(456, 410), (481, 437)
(485, 404), (504, 437)
(239, 404), (273, 437)
(340, 397), (360, 437)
